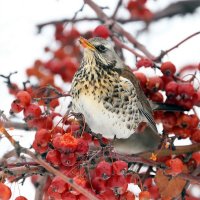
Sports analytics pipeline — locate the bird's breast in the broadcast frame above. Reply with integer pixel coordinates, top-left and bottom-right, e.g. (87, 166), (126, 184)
(71, 67), (142, 139)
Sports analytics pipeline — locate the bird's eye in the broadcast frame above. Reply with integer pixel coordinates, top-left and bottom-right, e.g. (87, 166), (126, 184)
(96, 45), (107, 52)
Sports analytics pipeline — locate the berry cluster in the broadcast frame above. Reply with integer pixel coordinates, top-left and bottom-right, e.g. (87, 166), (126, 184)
(135, 60), (200, 109)
(10, 90), (56, 130)
(46, 158), (137, 200)
(127, 0), (153, 21)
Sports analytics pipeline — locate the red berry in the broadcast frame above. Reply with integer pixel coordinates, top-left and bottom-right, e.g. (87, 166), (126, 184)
(165, 81), (178, 97)
(190, 114), (199, 128)
(61, 152), (77, 166)
(143, 177), (153, 189)
(193, 90), (200, 106)
(112, 160), (128, 175)
(32, 140), (48, 154)
(177, 113), (191, 128)
(139, 191), (151, 200)
(136, 58), (154, 68)
(165, 158), (184, 175)
(99, 189), (116, 200)
(91, 177), (107, 193)
(0, 183), (11, 200)
(46, 149), (61, 166)
(76, 138), (89, 154)
(53, 133), (78, 152)
(178, 98), (194, 110)
(70, 176), (87, 195)
(149, 92), (164, 103)
(192, 152), (200, 165)
(49, 176), (68, 193)
(24, 103), (42, 118)
(95, 161), (112, 180)
(162, 112), (177, 129)
(34, 129), (51, 147)
(15, 196), (28, 200)
(11, 100), (23, 113)
(173, 127), (191, 139)
(177, 83), (195, 99)
(107, 175), (128, 195)
(127, 0), (138, 10)
(160, 61), (176, 76)
(47, 187), (62, 199)
(134, 72), (147, 88)
(147, 77), (164, 92)
(93, 25), (110, 39)
(191, 129), (200, 142)
(148, 186), (160, 199)
(120, 191), (135, 200)
(16, 91), (31, 107)
(61, 191), (77, 200)
(50, 99), (59, 108)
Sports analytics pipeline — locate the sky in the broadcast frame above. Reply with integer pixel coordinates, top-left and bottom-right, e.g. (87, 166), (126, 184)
(0, 0), (200, 199)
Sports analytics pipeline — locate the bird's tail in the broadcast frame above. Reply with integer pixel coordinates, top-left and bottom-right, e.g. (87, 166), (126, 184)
(151, 102), (186, 111)
(113, 126), (161, 154)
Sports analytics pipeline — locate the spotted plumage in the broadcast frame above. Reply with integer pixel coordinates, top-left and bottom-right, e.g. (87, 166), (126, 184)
(71, 37), (160, 153)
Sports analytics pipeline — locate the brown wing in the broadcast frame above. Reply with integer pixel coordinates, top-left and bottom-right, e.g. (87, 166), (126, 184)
(119, 65), (157, 133)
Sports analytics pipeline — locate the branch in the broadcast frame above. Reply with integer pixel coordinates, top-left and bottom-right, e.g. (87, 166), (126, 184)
(112, 36), (144, 58)
(36, 0), (200, 30)
(4, 121), (31, 130)
(155, 31), (200, 62)
(139, 143), (200, 159)
(0, 165), (44, 178)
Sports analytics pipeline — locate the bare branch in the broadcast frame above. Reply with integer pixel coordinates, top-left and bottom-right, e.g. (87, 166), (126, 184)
(0, 165), (44, 178)
(36, 0), (200, 30)
(155, 31), (200, 62)
(139, 143), (200, 159)
(112, 0), (122, 19)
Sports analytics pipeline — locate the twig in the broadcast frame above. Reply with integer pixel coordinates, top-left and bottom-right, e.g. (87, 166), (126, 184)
(65, 3), (85, 28)
(4, 121), (31, 130)
(112, 0), (122, 19)
(34, 176), (48, 200)
(155, 31), (200, 62)
(0, 166), (44, 178)
(33, 93), (71, 102)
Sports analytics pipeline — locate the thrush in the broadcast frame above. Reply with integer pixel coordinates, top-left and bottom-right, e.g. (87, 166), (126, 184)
(70, 37), (160, 154)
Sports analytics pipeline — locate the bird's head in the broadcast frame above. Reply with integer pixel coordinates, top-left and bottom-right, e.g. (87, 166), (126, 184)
(79, 37), (123, 70)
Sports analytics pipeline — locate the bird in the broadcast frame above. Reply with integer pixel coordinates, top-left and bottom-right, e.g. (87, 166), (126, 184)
(70, 37), (161, 154)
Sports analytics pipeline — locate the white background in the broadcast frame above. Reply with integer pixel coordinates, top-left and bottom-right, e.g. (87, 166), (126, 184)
(0, 0), (200, 199)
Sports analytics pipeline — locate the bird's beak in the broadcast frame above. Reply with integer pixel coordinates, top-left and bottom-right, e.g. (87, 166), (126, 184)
(79, 37), (96, 51)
